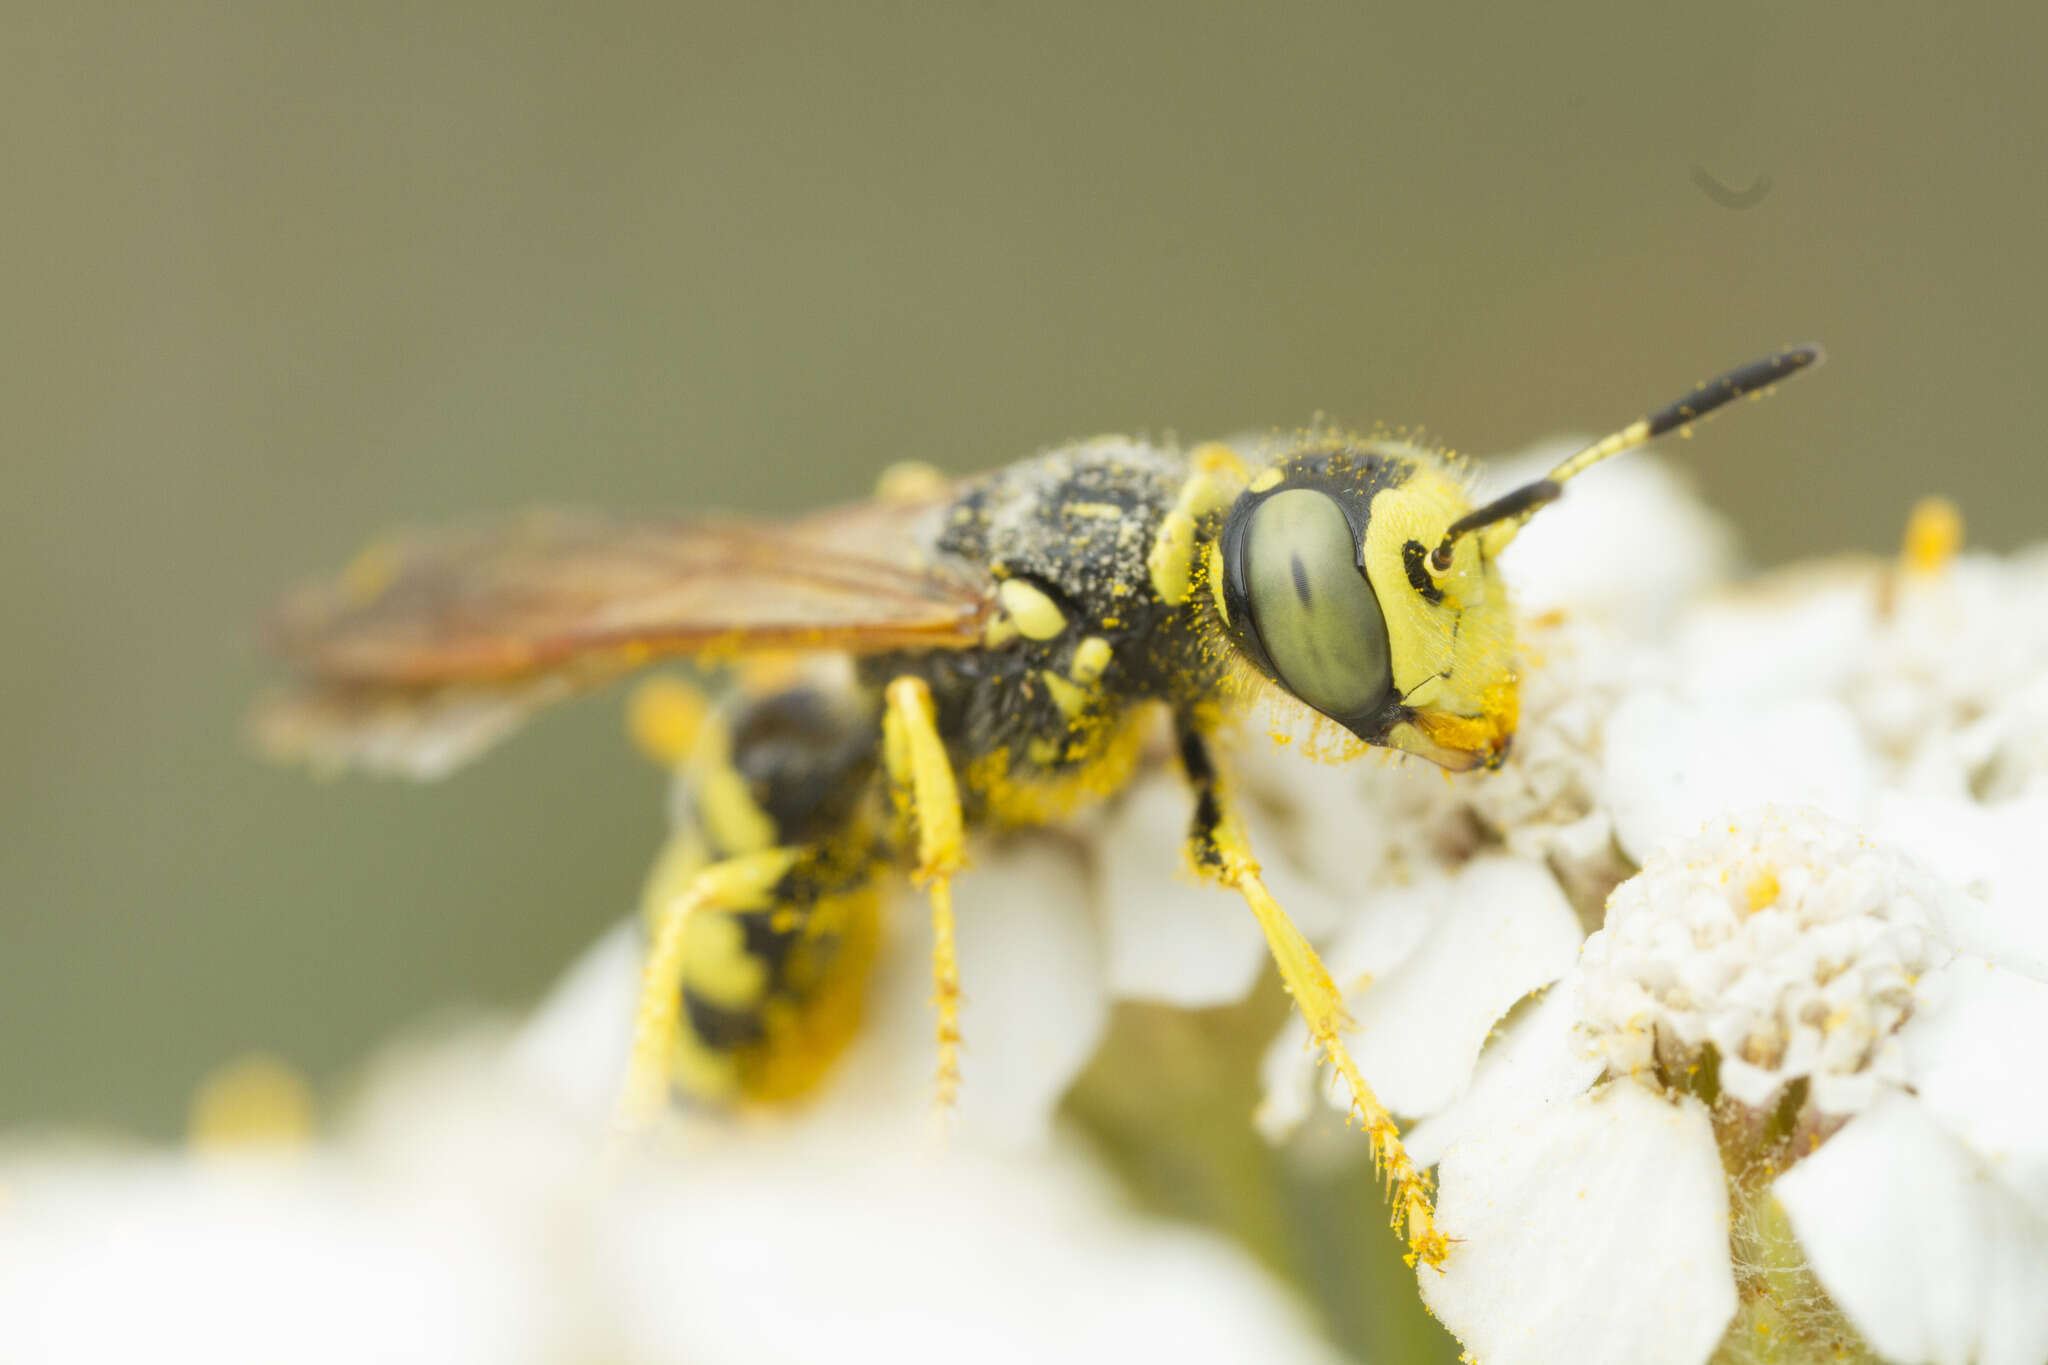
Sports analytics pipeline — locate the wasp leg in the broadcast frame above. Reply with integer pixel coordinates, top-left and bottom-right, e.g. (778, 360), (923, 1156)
(617, 676), (889, 1124)
(1175, 720), (1449, 1270)
(882, 675), (967, 1110)
(617, 844), (804, 1126)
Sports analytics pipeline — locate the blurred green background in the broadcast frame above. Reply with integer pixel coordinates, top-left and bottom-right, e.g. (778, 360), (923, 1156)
(5, 0), (2042, 1162)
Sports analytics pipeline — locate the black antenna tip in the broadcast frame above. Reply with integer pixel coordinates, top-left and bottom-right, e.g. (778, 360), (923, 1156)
(1644, 343), (1826, 439)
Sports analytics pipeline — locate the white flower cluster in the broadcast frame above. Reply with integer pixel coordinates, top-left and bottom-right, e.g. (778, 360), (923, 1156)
(1235, 458), (2048, 1365)
(0, 909), (1349, 1365)
(4, 450), (2044, 1365)
(1578, 812), (1958, 1116)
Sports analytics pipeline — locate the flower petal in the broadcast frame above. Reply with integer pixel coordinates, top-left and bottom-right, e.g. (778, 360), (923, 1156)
(0, 1157), (567, 1365)
(597, 1140), (1348, 1365)
(1343, 855), (1583, 1120)
(1775, 1091), (2048, 1365)
(1876, 793), (2048, 981)
(1423, 1083), (1735, 1365)
(1903, 956), (2048, 1218)
(510, 919), (640, 1121)
(1602, 691), (1873, 865)
(1671, 565), (1877, 705)
(1092, 772), (1268, 1008)
(1259, 855), (1579, 1135)
(831, 833), (1108, 1148)
(1403, 976), (1602, 1171)
(1492, 448), (1735, 636)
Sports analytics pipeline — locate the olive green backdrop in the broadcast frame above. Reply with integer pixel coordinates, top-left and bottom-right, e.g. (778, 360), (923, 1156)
(5, 2), (2042, 1149)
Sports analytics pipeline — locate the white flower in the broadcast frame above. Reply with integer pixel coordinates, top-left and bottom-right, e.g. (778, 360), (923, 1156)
(1774, 963), (2048, 1365)
(1420, 1081), (1736, 1365)
(1483, 446), (1738, 638)
(1577, 810), (1960, 1115)
(1672, 546), (2048, 802)
(0, 859), (1349, 1365)
(1245, 454), (1733, 1147)
(1250, 611), (1642, 1143)
(1421, 806), (2048, 1365)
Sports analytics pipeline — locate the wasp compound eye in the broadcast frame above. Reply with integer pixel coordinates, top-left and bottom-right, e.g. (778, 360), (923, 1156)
(1222, 487), (1393, 731)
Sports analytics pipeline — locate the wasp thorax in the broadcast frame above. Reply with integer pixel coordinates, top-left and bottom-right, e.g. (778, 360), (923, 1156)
(1218, 483), (1394, 735)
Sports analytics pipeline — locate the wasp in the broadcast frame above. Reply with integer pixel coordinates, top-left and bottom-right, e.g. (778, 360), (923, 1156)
(257, 345), (1821, 1267)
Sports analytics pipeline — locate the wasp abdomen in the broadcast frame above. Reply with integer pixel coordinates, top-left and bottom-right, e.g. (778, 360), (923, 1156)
(653, 679), (887, 1104)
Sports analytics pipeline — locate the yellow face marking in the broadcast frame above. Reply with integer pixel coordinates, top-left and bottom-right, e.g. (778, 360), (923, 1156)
(1069, 636), (1112, 685)
(997, 577), (1067, 640)
(1247, 466), (1285, 494)
(1040, 669), (1090, 718)
(1358, 463), (1519, 767)
(1147, 508), (1197, 606)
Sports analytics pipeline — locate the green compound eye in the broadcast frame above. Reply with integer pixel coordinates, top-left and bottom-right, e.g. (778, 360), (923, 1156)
(1240, 488), (1393, 726)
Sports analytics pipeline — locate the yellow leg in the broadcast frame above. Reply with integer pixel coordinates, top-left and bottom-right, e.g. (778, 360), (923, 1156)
(1178, 722), (1449, 1270)
(615, 846), (800, 1127)
(883, 675), (967, 1110)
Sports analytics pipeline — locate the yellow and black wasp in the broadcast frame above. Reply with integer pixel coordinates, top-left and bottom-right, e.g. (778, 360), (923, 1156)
(257, 345), (1821, 1266)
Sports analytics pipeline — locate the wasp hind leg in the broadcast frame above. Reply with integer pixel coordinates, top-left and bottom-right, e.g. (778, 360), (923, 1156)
(618, 833), (887, 1124)
(881, 675), (966, 1110)
(616, 676), (888, 1126)
(1175, 720), (1449, 1270)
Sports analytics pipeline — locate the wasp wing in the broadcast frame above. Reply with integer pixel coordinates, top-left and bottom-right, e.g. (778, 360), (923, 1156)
(255, 498), (992, 778)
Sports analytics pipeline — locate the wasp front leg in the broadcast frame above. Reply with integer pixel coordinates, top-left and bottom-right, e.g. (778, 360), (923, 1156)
(1174, 720), (1449, 1270)
(882, 675), (967, 1110)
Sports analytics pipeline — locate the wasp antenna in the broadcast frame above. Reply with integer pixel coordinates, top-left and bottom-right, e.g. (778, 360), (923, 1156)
(1430, 344), (1825, 570)
(1428, 480), (1563, 572)
(1546, 343), (1825, 485)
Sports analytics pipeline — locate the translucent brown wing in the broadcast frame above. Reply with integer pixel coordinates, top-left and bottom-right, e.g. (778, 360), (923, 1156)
(255, 495), (993, 778)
